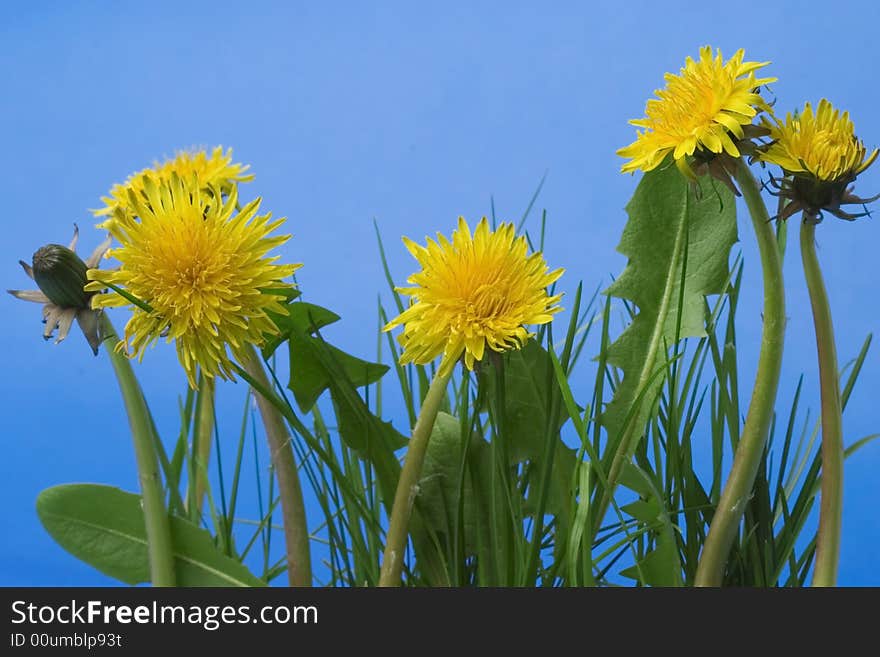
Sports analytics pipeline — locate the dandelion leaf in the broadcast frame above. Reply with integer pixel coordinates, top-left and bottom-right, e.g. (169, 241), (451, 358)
(36, 484), (265, 586)
(602, 166), (737, 468)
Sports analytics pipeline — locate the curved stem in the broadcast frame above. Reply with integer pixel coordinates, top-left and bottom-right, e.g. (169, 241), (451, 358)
(240, 344), (312, 587)
(378, 368), (452, 587)
(695, 160), (786, 586)
(99, 312), (176, 587)
(800, 220), (844, 587)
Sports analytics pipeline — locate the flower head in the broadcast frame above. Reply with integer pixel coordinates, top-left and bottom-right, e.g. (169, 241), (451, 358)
(8, 226), (111, 354)
(759, 99), (879, 221)
(94, 146), (253, 225)
(617, 46), (775, 184)
(383, 217), (563, 377)
(86, 173), (300, 386)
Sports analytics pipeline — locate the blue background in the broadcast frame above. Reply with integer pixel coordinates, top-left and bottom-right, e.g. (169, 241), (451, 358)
(1, 1), (877, 585)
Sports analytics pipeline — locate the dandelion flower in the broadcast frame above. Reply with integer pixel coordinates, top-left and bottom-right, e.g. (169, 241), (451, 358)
(760, 99), (878, 221)
(618, 46), (775, 182)
(86, 174), (300, 386)
(94, 146), (253, 224)
(8, 226), (111, 354)
(384, 217), (563, 377)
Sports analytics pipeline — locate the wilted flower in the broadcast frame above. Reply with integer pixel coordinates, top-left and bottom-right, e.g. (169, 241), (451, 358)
(8, 226), (111, 354)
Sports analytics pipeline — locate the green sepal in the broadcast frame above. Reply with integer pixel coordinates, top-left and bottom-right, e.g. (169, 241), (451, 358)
(32, 244), (90, 309)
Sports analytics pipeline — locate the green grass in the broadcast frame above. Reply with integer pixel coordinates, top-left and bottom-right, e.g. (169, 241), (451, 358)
(76, 180), (876, 588)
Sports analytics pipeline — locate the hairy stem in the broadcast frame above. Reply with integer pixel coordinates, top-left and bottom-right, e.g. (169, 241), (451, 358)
(99, 312), (176, 587)
(240, 344), (312, 587)
(378, 368), (452, 587)
(695, 160), (786, 586)
(800, 219), (844, 587)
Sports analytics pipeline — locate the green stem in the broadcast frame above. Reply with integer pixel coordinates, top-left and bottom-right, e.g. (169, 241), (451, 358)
(800, 219), (844, 587)
(378, 367), (452, 587)
(694, 160), (786, 586)
(99, 312), (176, 587)
(189, 374), (215, 517)
(240, 344), (312, 587)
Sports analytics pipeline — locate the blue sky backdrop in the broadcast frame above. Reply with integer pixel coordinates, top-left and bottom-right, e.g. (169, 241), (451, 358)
(2, 1), (877, 585)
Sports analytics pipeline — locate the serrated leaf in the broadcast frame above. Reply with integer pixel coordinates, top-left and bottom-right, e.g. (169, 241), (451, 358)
(37, 484), (265, 587)
(603, 166), (737, 473)
(281, 323), (446, 582)
(263, 300), (339, 357)
(618, 461), (656, 498)
(621, 499), (660, 524)
(287, 330), (389, 412)
(619, 537), (682, 587)
(617, 463), (684, 586)
(283, 324), (406, 504)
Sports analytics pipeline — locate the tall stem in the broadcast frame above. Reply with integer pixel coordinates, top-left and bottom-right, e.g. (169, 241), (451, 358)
(695, 160), (786, 586)
(99, 312), (176, 586)
(240, 344), (312, 587)
(189, 374), (215, 516)
(378, 368), (452, 587)
(800, 220), (844, 587)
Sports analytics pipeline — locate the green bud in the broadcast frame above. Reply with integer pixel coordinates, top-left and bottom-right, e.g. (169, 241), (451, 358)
(32, 244), (90, 309)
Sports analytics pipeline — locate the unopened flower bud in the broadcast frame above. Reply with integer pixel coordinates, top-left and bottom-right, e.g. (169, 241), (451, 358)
(9, 227), (112, 355)
(31, 244), (90, 310)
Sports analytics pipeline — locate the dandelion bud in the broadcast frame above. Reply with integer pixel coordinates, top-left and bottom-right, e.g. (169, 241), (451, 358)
(31, 244), (90, 310)
(9, 227), (111, 354)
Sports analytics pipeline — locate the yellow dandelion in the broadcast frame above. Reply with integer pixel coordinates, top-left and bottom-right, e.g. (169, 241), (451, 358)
(383, 217), (563, 377)
(760, 99), (878, 221)
(86, 173), (300, 386)
(618, 46), (775, 179)
(94, 146), (253, 223)
(761, 99), (878, 181)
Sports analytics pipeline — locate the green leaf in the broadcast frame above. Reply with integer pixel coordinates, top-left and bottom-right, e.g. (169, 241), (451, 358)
(263, 299), (338, 357)
(486, 341), (577, 516)
(328, 374), (409, 457)
(619, 537), (682, 587)
(279, 318), (448, 582)
(620, 499), (660, 524)
(419, 412), (465, 532)
(603, 166), (737, 468)
(618, 463), (684, 587)
(419, 412), (490, 555)
(285, 329), (402, 451)
(282, 323), (407, 514)
(37, 484), (265, 587)
(495, 341), (569, 461)
(287, 330), (389, 412)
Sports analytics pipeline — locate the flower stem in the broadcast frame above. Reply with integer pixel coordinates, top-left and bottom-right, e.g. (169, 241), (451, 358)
(694, 160), (786, 586)
(240, 344), (312, 587)
(99, 312), (176, 587)
(800, 219), (844, 587)
(378, 367), (452, 587)
(189, 373), (215, 517)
